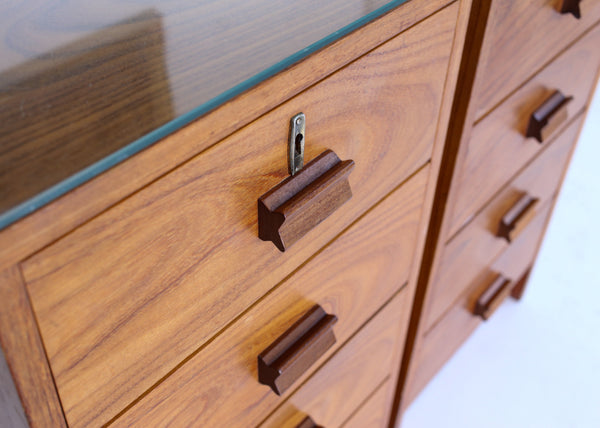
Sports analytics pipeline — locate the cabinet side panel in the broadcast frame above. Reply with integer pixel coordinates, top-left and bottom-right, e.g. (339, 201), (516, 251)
(386, 0), (475, 425)
(396, 0), (493, 413)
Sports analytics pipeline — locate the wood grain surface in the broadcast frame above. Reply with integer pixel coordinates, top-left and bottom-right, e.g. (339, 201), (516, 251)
(0, 266), (66, 428)
(342, 380), (390, 428)
(393, 0), (492, 417)
(112, 165), (429, 428)
(406, 199), (554, 403)
(423, 114), (583, 332)
(19, 7), (457, 426)
(0, 11), (173, 214)
(398, 0), (600, 418)
(474, 0), (600, 119)
(0, 0), (450, 274)
(0, 0), (436, 215)
(259, 294), (406, 428)
(0, 0), (436, 212)
(449, 23), (600, 238)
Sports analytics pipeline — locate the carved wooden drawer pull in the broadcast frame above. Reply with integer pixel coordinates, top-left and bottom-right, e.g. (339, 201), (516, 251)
(560, 0), (582, 18)
(296, 416), (324, 428)
(526, 90), (573, 143)
(497, 194), (539, 243)
(474, 274), (512, 320)
(258, 149), (354, 252)
(258, 305), (338, 395)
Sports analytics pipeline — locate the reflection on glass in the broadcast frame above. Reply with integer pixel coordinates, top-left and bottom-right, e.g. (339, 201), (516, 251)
(0, 0), (406, 228)
(0, 10), (172, 215)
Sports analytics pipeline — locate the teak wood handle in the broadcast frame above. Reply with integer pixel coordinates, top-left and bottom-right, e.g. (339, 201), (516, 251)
(258, 305), (338, 395)
(497, 194), (539, 243)
(474, 274), (513, 320)
(296, 416), (324, 428)
(560, 0), (582, 18)
(526, 90), (573, 143)
(258, 149), (354, 252)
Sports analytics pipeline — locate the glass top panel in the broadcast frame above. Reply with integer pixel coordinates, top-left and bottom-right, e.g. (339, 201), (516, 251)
(0, 0), (408, 230)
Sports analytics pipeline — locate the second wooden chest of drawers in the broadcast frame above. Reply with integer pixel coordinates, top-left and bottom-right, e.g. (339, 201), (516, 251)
(398, 0), (600, 417)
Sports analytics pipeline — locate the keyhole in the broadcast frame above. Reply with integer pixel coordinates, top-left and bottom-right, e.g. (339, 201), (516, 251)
(295, 133), (303, 157)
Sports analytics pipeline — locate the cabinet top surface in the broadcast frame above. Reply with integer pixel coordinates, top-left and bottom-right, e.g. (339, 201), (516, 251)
(0, 0), (408, 230)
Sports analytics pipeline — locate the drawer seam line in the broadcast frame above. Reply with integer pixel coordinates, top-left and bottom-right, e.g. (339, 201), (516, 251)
(338, 376), (391, 428)
(102, 161), (430, 427)
(254, 286), (406, 428)
(445, 108), (585, 244)
(16, 3), (456, 266)
(473, 18), (600, 125)
(425, 196), (556, 336)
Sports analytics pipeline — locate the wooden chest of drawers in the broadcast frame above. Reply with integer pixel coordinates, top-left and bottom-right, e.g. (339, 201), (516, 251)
(0, 1), (469, 427)
(0, 0), (597, 427)
(399, 0), (600, 413)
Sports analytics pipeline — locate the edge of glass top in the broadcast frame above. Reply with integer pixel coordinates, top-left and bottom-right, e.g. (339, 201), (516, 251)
(0, 0), (409, 232)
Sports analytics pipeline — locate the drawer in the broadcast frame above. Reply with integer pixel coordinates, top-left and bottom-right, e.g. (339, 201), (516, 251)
(342, 380), (390, 428)
(259, 295), (404, 428)
(449, 23), (600, 237)
(112, 166), (427, 427)
(19, 6), (458, 427)
(475, 0), (600, 119)
(409, 197), (555, 402)
(425, 114), (583, 332)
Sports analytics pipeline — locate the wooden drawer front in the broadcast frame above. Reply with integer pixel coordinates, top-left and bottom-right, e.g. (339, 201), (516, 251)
(19, 5), (458, 426)
(408, 198), (555, 403)
(342, 380), (390, 428)
(259, 294), (405, 428)
(475, 0), (600, 119)
(449, 23), (600, 237)
(112, 165), (428, 427)
(426, 114), (583, 332)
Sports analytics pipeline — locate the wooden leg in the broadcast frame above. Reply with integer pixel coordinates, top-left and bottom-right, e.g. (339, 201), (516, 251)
(510, 267), (532, 300)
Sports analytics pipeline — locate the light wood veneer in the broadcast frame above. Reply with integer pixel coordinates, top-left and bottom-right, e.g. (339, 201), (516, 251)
(425, 113), (585, 332)
(450, 23), (600, 238)
(474, 0), (600, 119)
(407, 198), (555, 404)
(259, 293), (407, 428)
(398, 0), (600, 419)
(18, 7), (459, 426)
(112, 165), (429, 427)
(342, 380), (390, 428)
(11, 0), (594, 426)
